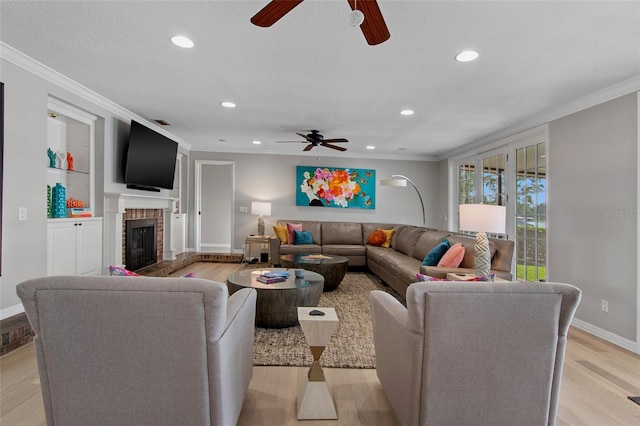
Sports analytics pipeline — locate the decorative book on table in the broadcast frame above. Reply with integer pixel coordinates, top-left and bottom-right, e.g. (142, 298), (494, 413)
(257, 276), (287, 284)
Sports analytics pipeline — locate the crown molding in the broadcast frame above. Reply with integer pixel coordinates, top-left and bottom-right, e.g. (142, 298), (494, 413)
(440, 75), (640, 160)
(188, 143), (438, 161)
(0, 42), (192, 150)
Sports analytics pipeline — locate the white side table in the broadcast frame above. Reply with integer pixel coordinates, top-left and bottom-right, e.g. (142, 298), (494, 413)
(297, 307), (339, 420)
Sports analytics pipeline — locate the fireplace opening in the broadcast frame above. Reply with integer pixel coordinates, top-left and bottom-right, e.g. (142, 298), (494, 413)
(125, 218), (157, 270)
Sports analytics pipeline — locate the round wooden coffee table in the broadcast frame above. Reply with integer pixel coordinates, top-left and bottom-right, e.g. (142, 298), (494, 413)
(280, 254), (349, 291)
(226, 268), (324, 328)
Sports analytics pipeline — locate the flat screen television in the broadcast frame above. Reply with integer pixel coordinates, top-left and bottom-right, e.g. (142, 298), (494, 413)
(124, 120), (178, 192)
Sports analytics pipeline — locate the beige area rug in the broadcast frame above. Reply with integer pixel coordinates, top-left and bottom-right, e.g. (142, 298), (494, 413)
(253, 271), (402, 369)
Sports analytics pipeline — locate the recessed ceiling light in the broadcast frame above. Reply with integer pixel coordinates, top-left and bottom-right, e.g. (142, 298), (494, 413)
(400, 109), (414, 116)
(171, 35), (194, 49)
(366, 145), (375, 150)
(252, 140), (262, 145)
(221, 101), (236, 108)
(455, 50), (479, 62)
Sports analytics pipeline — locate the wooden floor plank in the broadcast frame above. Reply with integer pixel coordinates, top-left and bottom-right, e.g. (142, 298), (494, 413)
(2, 263), (639, 425)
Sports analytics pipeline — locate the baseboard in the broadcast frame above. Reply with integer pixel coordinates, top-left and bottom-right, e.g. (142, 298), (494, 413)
(571, 318), (638, 354)
(1, 304), (25, 321)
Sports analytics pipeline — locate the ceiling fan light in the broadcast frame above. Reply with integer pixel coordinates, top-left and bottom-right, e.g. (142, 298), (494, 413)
(348, 9), (365, 27)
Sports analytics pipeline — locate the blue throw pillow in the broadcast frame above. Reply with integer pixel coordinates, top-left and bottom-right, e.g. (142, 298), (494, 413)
(422, 239), (450, 266)
(294, 230), (313, 245)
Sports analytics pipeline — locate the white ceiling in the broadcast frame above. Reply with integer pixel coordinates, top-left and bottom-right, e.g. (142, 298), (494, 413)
(1, 0), (639, 160)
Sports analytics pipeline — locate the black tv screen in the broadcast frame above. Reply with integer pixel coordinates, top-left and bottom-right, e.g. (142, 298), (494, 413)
(124, 120), (178, 191)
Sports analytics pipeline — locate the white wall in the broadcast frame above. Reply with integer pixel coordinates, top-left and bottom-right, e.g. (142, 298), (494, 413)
(187, 151), (446, 251)
(0, 60), (49, 316)
(549, 92), (637, 343)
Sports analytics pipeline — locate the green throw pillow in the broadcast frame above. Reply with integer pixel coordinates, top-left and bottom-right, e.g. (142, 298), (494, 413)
(422, 239), (450, 266)
(294, 230), (313, 245)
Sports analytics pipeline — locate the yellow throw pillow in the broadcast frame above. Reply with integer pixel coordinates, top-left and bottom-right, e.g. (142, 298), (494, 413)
(381, 228), (395, 248)
(273, 224), (288, 244)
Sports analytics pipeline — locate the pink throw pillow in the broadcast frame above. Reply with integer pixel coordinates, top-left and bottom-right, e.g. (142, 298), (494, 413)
(437, 243), (465, 267)
(286, 223), (303, 244)
(416, 273), (446, 282)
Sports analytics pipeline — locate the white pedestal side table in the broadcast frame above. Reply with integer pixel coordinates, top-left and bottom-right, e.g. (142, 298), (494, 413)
(297, 307), (339, 420)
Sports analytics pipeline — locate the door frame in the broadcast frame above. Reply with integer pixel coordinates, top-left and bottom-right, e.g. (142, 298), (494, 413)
(194, 160), (235, 252)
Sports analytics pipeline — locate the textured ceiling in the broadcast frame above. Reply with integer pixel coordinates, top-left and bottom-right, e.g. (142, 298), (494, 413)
(1, 0), (639, 159)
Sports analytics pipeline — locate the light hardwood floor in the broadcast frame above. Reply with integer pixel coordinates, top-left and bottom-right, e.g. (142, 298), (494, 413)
(1, 263), (639, 425)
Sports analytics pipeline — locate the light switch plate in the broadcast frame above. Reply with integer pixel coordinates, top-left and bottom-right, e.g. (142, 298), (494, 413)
(19, 207), (27, 221)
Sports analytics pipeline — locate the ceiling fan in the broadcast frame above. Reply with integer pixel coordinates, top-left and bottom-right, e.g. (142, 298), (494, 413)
(251, 0), (390, 46)
(277, 130), (348, 152)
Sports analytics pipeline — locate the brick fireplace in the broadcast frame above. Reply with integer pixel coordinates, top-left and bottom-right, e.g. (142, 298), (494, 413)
(123, 209), (163, 269)
(105, 193), (178, 274)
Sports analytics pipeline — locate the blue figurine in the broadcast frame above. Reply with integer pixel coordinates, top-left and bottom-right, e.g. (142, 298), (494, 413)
(47, 148), (56, 168)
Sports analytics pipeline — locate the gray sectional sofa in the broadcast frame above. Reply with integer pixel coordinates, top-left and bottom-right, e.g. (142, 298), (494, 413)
(273, 220), (514, 298)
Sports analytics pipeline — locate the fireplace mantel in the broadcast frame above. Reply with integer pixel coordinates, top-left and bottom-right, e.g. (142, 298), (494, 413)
(104, 193), (180, 272)
(105, 192), (177, 212)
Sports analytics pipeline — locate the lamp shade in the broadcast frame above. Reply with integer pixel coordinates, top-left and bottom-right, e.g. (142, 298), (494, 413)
(251, 201), (271, 216)
(380, 178), (407, 187)
(459, 204), (506, 234)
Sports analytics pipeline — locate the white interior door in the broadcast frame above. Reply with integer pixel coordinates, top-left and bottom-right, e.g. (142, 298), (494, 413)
(195, 161), (234, 253)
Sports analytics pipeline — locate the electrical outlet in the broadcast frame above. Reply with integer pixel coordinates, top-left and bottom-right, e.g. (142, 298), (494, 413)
(601, 299), (609, 312)
(239, 206), (248, 213)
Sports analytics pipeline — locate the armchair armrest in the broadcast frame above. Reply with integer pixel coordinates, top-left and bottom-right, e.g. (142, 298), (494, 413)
(369, 290), (424, 426)
(224, 288), (256, 333)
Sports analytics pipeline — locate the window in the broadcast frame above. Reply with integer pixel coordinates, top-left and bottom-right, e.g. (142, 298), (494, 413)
(452, 126), (548, 282)
(515, 142), (546, 281)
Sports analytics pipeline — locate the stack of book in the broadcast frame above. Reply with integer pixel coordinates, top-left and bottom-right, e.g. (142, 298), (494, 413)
(256, 271), (290, 284)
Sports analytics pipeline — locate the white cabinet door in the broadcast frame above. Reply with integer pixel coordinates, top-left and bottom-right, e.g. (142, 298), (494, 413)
(76, 219), (103, 276)
(47, 218), (103, 276)
(47, 222), (77, 275)
(172, 214), (186, 255)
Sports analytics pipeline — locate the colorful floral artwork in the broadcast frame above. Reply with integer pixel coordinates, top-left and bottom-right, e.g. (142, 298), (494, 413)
(296, 166), (375, 209)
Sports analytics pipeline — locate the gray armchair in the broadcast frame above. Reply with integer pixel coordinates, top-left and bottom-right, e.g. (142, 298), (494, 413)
(17, 275), (257, 426)
(370, 281), (581, 426)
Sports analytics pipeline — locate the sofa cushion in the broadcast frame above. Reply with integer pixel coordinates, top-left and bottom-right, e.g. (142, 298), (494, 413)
(416, 273), (446, 282)
(279, 221), (322, 245)
(368, 229), (387, 246)
(286, 223), (303, 244)
(362, 223), (397, 239)
(279, 244), (322, 255)
(413, 230), (454, 261)
(294, 230), (313, 245)
(438, 243), (465, 267)
(322, 222), (363, 245)
(273, 225), (288, 244)
(391, 226), (426, 257)
(447, 235), (496, 269)
(422, 239), (450, 266)
(322, 244), (366, 257)
(381, 229), (395, 248)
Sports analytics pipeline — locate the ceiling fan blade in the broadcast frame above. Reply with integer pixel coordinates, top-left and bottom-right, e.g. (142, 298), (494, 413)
(322, 138), (349, 143)
(303, 144), (314, 151)
(347, 0), (390, 45)
(322, 143), (347, 152)
(277, 140), (306, 143)
(251, 0), (305, 27)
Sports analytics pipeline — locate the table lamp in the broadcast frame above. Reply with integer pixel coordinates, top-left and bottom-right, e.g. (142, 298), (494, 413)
(459, 204), (506, 276)
(251, 201), (271, 236)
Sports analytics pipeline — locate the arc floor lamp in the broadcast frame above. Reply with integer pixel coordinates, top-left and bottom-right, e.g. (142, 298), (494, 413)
(380, 174), (426, 225)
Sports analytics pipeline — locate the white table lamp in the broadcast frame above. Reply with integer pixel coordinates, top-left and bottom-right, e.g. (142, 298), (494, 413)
(251, 201), (271, 236)
(459, 204), (506, 276)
